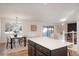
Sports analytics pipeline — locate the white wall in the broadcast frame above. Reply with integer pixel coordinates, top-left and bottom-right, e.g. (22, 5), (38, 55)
(0, 17), (6, 41)
(0, 19), (1, 40)
(77, 15), (79, 49)
(22, 20), (61, 38)
(22, 20), (43, 37)
(0, 17), (65, 40)
(0, 16), (76, 40)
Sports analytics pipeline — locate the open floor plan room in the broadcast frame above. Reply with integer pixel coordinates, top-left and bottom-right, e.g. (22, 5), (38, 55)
(0, 3), (79, 56)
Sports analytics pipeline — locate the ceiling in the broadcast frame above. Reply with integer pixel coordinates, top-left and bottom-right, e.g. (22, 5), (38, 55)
(0, 3), (79, 23)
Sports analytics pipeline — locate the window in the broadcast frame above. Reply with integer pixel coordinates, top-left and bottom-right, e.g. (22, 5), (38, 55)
(43, 26), (54, 37)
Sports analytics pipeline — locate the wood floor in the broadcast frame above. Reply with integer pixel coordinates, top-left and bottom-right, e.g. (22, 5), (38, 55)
(7, 50), (28, 56)
(0, 42), (28, 56)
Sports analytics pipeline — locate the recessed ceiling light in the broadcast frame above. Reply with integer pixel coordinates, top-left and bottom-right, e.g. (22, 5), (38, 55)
(61, 23), (64, 26)
(60, 18), (67, 22)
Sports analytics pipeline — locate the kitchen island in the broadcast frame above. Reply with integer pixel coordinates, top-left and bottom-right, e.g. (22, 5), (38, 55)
(28, 37), (72, 56)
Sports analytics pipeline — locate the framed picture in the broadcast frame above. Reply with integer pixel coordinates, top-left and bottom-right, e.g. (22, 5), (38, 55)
(31, 25), (37, 31)
(5, 22), (22, 32)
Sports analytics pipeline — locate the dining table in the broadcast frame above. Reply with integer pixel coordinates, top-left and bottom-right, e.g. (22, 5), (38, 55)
(10, 35), (27, 49)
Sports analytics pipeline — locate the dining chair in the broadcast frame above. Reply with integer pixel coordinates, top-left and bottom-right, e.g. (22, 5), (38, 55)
(6, 35), (16, 49)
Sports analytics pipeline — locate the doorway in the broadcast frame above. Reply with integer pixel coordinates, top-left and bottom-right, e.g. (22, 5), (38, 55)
(43, 26), (54, 37)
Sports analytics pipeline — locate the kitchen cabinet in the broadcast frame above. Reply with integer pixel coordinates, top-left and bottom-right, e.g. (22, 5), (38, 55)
(67, 23), (77, 32)
(66, 23), (77, 44)
(28, 45), (35, 56)
(28, 40), (67, 56)
(28, 40), (36, 56)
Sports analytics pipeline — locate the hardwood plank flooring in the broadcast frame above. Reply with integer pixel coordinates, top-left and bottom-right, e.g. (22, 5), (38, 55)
(8, 50), (28, 56)
(0, 41), (28, 56)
